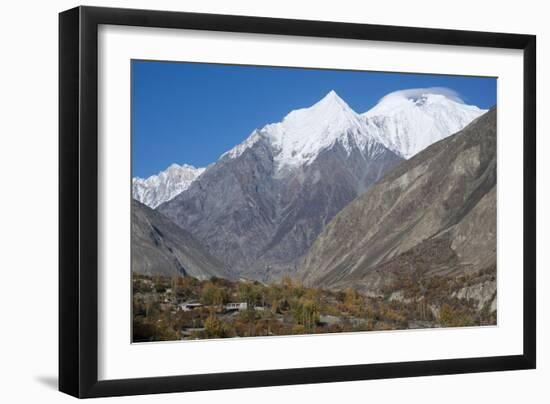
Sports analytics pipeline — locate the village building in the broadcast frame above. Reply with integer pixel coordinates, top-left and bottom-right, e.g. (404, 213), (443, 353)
(179, 302), (203, 311)
(224, 302), (248, 311)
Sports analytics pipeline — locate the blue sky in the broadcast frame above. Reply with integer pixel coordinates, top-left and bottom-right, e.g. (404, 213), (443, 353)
(132, 60), (496, 178)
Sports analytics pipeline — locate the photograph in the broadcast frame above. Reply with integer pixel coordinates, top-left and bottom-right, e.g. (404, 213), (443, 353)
(0, 0), (541, 401)
(131, 60), (497, 342)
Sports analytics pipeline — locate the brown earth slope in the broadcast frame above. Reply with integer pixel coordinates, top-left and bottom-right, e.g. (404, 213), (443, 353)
(300, 108), (496, 294)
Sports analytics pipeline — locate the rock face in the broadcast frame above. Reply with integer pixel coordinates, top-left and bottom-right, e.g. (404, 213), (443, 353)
(158, 92), (402, 280)
(131, 199), (227, 279)
(453, 279), (497, 311)
(133, 164), (205, 208)
(300, 108), (497, 293)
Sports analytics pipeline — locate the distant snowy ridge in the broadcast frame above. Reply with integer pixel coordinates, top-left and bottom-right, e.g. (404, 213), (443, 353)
(221, 88), (487, 169)
(132, 163), (205, 208)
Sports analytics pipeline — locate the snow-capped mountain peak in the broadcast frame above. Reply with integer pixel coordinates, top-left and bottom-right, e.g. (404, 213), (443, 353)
(277, 90), (360, 134)
(362, 88), (487, 159)
(220, 88), (486, 171)
(266, 90), (365, 168)
(222, 90), (371, 171)
(132, 163), (205, 208)
(306, 89), (352, 113)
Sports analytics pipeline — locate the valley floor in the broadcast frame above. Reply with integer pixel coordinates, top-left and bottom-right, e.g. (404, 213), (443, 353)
(132, 269), (496, 342)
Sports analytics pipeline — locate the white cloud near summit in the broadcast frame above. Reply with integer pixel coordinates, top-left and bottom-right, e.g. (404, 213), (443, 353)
(378, 87), (465, 104)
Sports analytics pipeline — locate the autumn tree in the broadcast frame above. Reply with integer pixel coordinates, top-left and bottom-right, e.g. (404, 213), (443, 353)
(200, 282), (228, 306)
(204, 313), (233, 338)
(291, 298), (319, 332)
(343, 287), (365, 316)
(238, 282), (262, 307)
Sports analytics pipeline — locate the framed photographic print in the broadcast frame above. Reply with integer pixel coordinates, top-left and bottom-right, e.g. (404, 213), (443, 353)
(59, 6), (536, 398)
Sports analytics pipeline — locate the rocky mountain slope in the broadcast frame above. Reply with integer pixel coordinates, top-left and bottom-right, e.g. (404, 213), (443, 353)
(131, 199), (227, 279)
(300, 108), (496, 294)
(158, 91), (402, 280)
(146, 89), (487, 281)
(133, 163), (205, 208)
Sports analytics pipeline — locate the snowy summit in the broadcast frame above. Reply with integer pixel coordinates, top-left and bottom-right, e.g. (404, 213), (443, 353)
(258, 90), (372, 170)
(223, 90), (384, 172)
(223, 88), (486, 168)
(132, 163), (205, 208)
(363, 87), (487, 158)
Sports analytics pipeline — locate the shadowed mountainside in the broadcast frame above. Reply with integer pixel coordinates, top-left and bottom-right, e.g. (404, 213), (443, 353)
(132, 199), (228, 279)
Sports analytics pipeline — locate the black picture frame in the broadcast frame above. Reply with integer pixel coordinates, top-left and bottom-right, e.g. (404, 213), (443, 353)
(59, 5), (536, 398)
